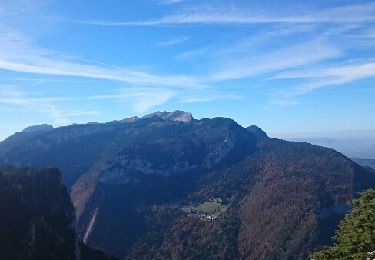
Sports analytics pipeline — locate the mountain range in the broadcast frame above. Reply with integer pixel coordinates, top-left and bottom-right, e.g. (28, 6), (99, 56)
(1, 111), (374, 259)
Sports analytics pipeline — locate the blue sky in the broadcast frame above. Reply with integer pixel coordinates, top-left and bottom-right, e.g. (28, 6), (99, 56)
(0, 0), (375, 140)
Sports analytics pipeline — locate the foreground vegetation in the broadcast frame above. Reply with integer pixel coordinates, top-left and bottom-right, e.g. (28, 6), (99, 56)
(312, 189), (375, 260)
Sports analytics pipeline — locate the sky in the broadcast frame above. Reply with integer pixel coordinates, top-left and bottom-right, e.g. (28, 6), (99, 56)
(0, 0), (375, 140)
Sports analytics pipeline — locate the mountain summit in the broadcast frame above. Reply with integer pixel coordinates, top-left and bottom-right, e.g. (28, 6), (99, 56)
(142, 110), (193, 123)
(0, 112), (374, 259)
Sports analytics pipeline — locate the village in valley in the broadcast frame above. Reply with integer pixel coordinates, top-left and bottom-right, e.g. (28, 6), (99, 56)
(181, 198), (227, 221)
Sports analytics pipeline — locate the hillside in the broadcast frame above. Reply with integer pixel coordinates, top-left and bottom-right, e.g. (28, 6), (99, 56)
(0, 111), (374, 259)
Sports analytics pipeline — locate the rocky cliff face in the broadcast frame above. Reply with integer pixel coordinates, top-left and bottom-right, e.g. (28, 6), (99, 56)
(1, 111), (374, 259)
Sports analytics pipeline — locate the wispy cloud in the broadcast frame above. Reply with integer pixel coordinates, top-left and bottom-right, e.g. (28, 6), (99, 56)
(208, 39), (340, 81)
(75, 2), (375, 27)
(267, 61), (375, 108)
(0, 59), (201, 87)
(157, 36), (190, 46)
(279, 62), (375, 99)
(0, 26), (203, 88)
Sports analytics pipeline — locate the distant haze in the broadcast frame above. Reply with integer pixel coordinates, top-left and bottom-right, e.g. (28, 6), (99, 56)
(273, 129), (375, 159)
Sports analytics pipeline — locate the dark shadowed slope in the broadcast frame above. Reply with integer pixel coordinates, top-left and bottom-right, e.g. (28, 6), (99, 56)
(0, 165), (76, 260)
(0, 165), (117, 260)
